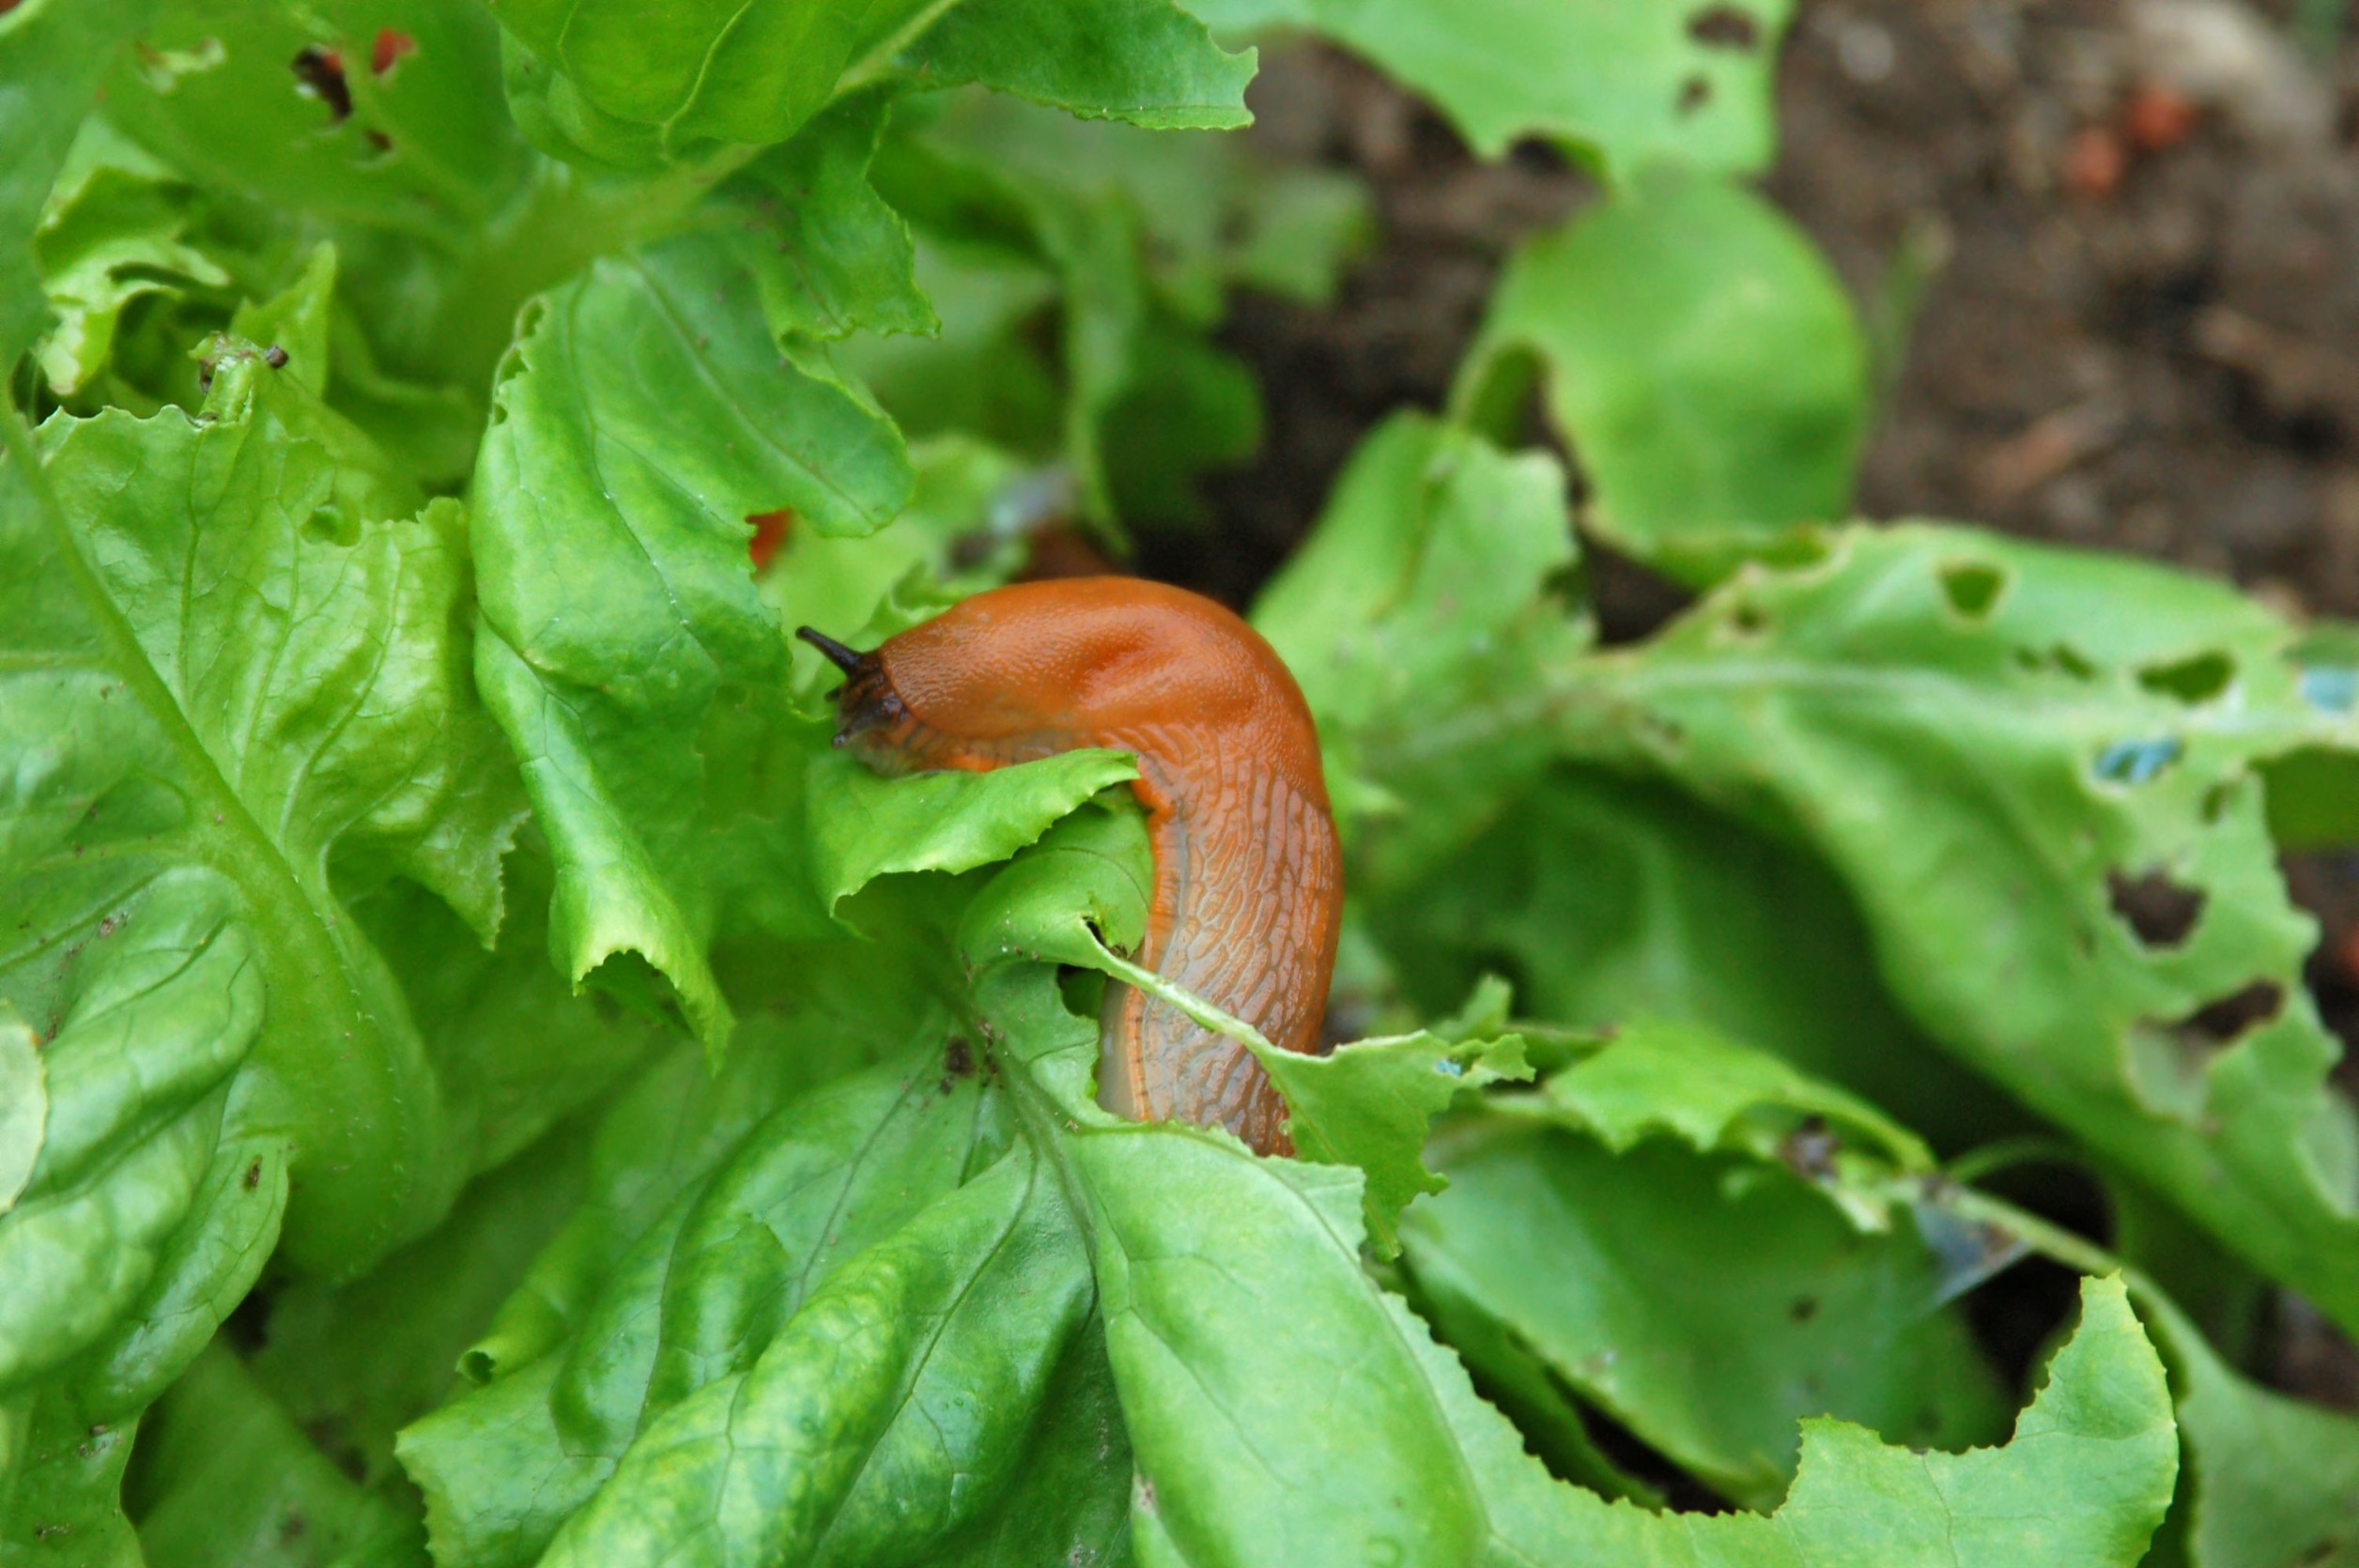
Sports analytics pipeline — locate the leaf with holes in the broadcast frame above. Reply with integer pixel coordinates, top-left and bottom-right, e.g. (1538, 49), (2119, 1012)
(1535, 522), (2359, 1334)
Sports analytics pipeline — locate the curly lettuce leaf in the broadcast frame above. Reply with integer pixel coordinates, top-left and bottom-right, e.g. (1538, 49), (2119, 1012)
(1254, 1027), (1531, 1257)
(469, 229), (913, 1049)
(0, 336), (530, 1558)
(31, 119), (229, 399)
(0, 0), (156, 371)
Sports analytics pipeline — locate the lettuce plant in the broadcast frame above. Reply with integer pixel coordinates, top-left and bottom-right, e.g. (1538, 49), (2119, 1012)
(4, 2), (2354, 1565)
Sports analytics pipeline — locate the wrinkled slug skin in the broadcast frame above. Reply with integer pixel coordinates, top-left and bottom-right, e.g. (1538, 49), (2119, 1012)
(823, 577), (1342, 1154)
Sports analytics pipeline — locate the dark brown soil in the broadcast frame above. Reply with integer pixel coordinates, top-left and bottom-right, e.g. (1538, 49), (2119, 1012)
(1187, 3), (2359, 1410)
(1775, 0), (2359, 613)
(1193, 3), (2359, 620)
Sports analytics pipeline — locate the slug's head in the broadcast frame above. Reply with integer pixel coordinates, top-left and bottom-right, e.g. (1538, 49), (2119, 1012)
(797, 627), (918, 769)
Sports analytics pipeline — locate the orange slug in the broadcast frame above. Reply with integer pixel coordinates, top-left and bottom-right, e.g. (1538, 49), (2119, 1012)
(800, 577), (1342, 1155)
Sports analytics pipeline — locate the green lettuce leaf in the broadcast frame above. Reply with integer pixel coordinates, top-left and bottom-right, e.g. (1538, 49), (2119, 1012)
(130, 1345), (424, 1568)
(5, 340), (525, 1282)
(1255, 1027), (1531, 1257)
(535, 1147), (1094, 1568)
(239, 1115), (599, 1499)
(0, 0), (156, 370)
(94, 0), (693, 476)
(0, 334), (522, 1557)
(469, 229), (912, 1049)
(398, 1024), (1015, 1567)
(1194, 0), (1795, 174)
(1455, 173), (1869, 585)
(860, 90), (1366, 528)
(1401, 1051), (2008, 1506)
(2136, 1290), (2359, 1568)
(31, 119), (228, 399)
(901, 0), (1255, 131)
(1252, 411), (1585, 883)
(1540, 523), (2359, 1334)
(490, 0), (1251, 172)
(1354, 767), (2030, 1154)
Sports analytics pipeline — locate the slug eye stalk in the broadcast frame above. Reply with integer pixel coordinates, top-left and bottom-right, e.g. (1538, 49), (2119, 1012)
(797, 625), (904, 750)
(795, 626), (870, 675)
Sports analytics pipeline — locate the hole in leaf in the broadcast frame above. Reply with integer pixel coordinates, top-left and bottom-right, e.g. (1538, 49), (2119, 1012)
(2093, 736), (2182, 786)
(2261, 747), (2359, 849)
(2137, 651), (2233, 704)
(1056, 963), (1104, 1019)
(747, 509), (792, 573)
(2107, 868), (2206, 948)
(2185, 980), (2285, 1044)
(1688, 5), (1761, 49)
(1729, 601), (1767, 636)
(290, 45), (351, 121)
(1780, 1115), (1838, 1180)
(2013, 643), (2098, 680)
(2130, 983), (2286, 1121)
(2299, 665), (2359, 715)
(1675, 74), (1713, 115)
(370, 27), (414, 75)
(1938, 561), (2007, 619)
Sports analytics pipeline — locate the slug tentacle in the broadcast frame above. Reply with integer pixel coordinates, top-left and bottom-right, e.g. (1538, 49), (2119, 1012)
(814, 577), (1343, 1154)
(795, 625), (870, 675)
